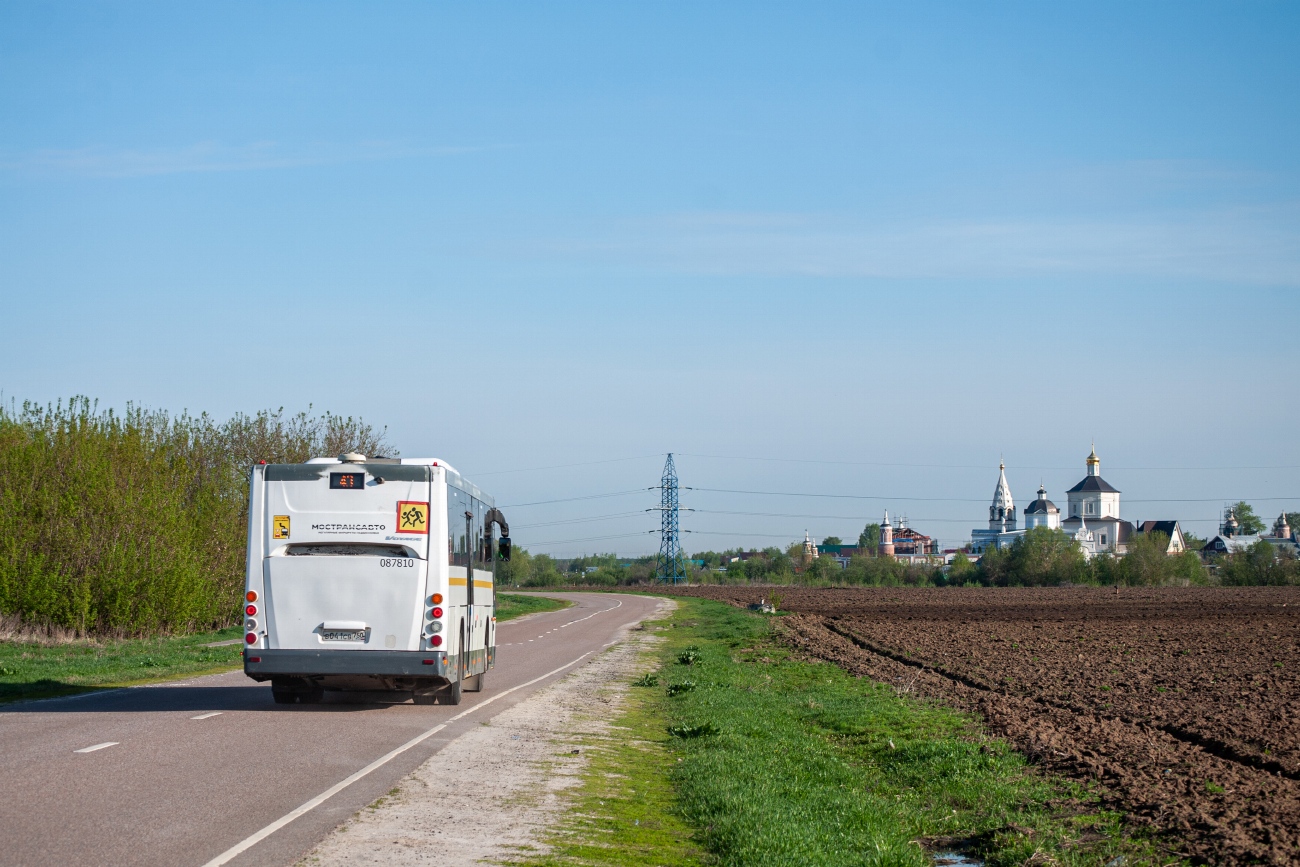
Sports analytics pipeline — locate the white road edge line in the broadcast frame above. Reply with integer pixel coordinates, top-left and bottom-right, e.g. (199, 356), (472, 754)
(74, 742), (118, 753)
(501, 597), (623, 629)
(200, 649), (597, 867)
(191, 712), (223, 720)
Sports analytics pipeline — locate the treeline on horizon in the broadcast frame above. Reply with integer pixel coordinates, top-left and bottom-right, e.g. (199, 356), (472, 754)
(504, 525), (1300, 589)
(3, 396), (1295, 637)
(0, 397), (393, 637)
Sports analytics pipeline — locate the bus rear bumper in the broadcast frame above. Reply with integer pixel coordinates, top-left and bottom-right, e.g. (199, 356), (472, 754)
(244, 649), (452, 680)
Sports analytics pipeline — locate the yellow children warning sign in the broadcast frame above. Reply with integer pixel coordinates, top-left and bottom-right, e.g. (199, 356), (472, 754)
(273, 515), (291, 539)
(396, 501), (429, 534)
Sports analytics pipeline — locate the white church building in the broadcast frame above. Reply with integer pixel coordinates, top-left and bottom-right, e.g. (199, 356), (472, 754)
(971, 448), (1135, 558)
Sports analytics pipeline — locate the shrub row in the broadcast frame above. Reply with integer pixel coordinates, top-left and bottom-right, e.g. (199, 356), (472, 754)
(0, 397), (393, 636)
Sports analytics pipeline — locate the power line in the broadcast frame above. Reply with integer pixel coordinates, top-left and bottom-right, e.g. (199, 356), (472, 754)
(690, 486), (1299, 504)
(501, 489), (652, 508)
(691, 487), (985, 502)
(466, 454), (663, 477)
(513, 511), (647, 529)
(517, 531), (656, 548)
(677, 452), (1300, 471)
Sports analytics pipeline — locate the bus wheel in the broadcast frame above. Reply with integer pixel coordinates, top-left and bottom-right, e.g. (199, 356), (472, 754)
(439, 679), (462, 705)
(271, 677), (302, 704)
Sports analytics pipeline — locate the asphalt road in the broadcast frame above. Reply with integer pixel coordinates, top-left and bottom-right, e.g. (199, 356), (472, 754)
(0, 592), (663, 867)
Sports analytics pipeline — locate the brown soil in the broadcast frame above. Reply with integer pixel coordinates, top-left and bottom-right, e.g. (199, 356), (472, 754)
(669, 585), (1300, 865)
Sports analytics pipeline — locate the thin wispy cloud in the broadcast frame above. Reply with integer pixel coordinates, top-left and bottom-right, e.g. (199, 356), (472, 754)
(483, 203), (1300, 286)
(0, 140), (491, 178)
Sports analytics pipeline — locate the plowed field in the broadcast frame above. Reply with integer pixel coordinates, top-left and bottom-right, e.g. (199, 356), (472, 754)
(668, 586), (1300, 865)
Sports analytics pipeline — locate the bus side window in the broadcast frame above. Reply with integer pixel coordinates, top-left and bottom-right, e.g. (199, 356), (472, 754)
(448, 486), (470, 569)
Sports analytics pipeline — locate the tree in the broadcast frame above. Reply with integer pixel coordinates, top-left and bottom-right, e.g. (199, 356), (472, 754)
(1230, 501), (1267, 535)
(524, 553), (564, 587)
(843, 554), (911, 587)
(858, 523), (881, 552)
(982, 527), (1086, 586)
(948, 551), (976, 584)
(495, 546), (532, 586)
(1218, 540), (1287, 586)
(1121, 531), (1172, 585)
(821, 536), (842, 547)
(802, 553), (842, 584)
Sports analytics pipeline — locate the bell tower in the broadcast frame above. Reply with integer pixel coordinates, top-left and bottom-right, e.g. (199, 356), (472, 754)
(988, 461), (1016, 531)
(879, 511), (895, 558)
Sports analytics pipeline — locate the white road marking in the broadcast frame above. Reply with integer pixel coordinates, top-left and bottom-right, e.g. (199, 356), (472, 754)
(501, 597), (624, 630)
(74, 742), (118, 754)
(200, 647), (599, 867)
(191, 712), (223, 720)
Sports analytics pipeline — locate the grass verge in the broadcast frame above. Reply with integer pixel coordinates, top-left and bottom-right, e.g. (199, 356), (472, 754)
(518, 596), (1177, 867)
(496, 593), (572, 621)
(512, 610), (702, 867)
(0, 626), (245, 704)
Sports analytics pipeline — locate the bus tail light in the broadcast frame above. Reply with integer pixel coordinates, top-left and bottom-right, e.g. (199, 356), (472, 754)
(427, 621), (443, 634)
(430, 635), (443, 647)
(246, 604), (257, 616)
(422, 659), (435, 665)
(431, 606), (443, 618)
(245, 633), (258, 645)
(246, 590), (258, 602)
(429, 593), (443, 605)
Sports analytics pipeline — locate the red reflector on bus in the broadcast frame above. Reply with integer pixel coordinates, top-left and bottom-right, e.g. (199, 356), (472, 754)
(431, 606), (443, 618)
(247, 656), (261, 663)
(422, 659), (435, 665)
(430, 635), (443, 647)
(245, 633), (257, 644)
(245, 604), (257, 616)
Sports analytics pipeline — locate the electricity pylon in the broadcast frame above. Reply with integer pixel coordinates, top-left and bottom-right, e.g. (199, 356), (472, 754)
(653, 453), (689, 584)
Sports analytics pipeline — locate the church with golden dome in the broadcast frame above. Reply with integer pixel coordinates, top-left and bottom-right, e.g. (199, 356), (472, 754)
(971, 447), (1144, 558)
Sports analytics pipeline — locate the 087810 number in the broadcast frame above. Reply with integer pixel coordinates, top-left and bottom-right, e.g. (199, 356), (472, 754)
(379, 558), (414, 568)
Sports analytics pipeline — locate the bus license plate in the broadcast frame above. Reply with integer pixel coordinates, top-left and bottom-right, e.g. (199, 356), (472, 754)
(322, 630), (366, 642)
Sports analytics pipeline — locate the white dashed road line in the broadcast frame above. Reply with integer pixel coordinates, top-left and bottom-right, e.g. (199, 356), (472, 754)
(74, 742), (118, 754)
(191, 712), (223, 720)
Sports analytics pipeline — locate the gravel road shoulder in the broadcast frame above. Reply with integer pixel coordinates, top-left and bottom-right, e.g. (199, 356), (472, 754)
(299, 597), (675, 866)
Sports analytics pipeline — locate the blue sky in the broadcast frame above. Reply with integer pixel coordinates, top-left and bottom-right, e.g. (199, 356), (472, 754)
(2, 2), (1298, 553)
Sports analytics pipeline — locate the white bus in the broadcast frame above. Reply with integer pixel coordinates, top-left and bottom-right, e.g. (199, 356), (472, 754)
(242, 454), (510, 705)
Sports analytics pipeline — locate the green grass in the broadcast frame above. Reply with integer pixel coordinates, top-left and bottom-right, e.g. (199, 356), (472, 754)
(0, 626), (246, 704)
(512, 629), (702, 867)
(496, 593), (571, 621)
(518, 597), (1177, 867)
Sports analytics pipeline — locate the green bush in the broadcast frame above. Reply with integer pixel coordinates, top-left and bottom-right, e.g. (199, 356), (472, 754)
(1217, 540), (1300, 586)
(0, 397), (393, 636)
